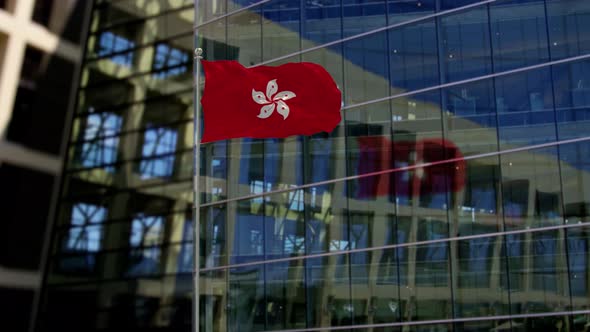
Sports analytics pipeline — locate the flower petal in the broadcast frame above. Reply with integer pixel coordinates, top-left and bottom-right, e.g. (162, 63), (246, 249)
(266, 79), (278, 99)
(257, 103), (275, 119)
(252, 89), (269, 104)
(273, 91), (296, 101)
(276, 100), (290, 120)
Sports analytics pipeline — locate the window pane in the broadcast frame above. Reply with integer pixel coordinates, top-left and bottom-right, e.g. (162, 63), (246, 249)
(343, 0), (387, 37)
(200, 270), (227, 332)
(302, 0), (342, 45)
(262, 0), (301, 62)
(127, 214), (164, 276)
(96, 32), (136, 66)
(402, 241), (452, 321)
(454, 235), (510, 319)
(501, 147), (563, 230)
(442, 79), (498, 156)
(344, 31), (389, 106)
(152, 44), (190, 79)
(60, 203), (107, 272)
(504, 230), (570, 315)
(490, 0), (549, 72)
(553, 59), (590, 140)
(390, 19), (439, 93)
(227, 6), (262, 66)
(547, 0), (590, 60)
(387, 0), (435, 25)
(139, 126), (178, 179)
(346, 101), (392, 200)
(560, 141), (590, 224)
(228, 265), (265, 331)
(439, 6), (492, 82)
(454, 156), (503, 236)
(302, 46), (345, 90)
(76, 112), (122, 170)
(495, 68), (556, 148)
(265, 261), (306, 330)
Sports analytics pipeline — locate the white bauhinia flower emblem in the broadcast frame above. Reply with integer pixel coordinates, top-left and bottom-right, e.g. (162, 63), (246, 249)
(252, 79), (296, 120)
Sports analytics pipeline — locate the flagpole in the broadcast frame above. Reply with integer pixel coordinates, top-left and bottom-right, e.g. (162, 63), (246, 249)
(193, 46), (203, 332)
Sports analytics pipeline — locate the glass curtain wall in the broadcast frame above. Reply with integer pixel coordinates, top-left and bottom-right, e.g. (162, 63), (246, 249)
(36, 0), (195, 331)
(36, 0), (590, 332)
(195, 0), (590, 332)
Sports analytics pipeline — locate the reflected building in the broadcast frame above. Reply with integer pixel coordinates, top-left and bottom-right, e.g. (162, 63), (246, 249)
(0, 1), (91, 331)
(37, 0), (590, 332)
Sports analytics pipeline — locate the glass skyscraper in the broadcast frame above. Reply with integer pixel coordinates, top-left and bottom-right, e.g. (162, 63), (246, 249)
(37, 0), (590, 332)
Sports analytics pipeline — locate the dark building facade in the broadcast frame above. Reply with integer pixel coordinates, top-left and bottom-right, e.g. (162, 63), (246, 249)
(0, 1), (91, 331)
(37, 0), (590, 332)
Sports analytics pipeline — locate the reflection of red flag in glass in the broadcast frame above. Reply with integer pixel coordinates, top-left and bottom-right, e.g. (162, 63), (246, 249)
(356, 137), (465, 198)
(200, 61), (342, 143)
(356, 136), (391, 198)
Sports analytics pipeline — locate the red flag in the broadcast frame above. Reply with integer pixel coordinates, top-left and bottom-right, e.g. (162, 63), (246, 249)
(200, 60), (342, 143)
(356, 137), (466, 198)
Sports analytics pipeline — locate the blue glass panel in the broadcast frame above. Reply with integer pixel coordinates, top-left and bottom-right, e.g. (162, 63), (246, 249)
(439, 6), (492, 82)
(458, 236), (495, 288)
(560, 141), (590, 225)
(502, 230), (570, 316)
(344, 31), (389, 106)
(443, 79), (498, 155)
(455, 234), (510, 319)
(390, 19), (439, 92)
(346, 101), (391, 200)
(139, 126), (178, 179)
(547, 0), (590, 60)
(495, 68), (556, 148)
(79, 112), (122, 170)
(440, 0), (490, 10)
(302, 46), (345, 92)
(348, 211), (371, 282)
(97, 31), (135, 66)
(490, 0), (550, 72)
(152, 44), (189, 79)
(501, 146), (563, 230)
(228, 265), (265, 331)
(342, 0), (387, 37)
(127, 214), (164, 276)
(229, 0), (264, 11)
(416, 220), (449, 285)
(62, 203), (107, 272)
(456, 157), (503, 234)
(501, 233), (524, 290)
(264, 261), (306, 329)
(200, 205), (227, 269)
(306, 134), (335, 195)
(532, 232), (559, 291)
(375, 217), (402, 284)
(302, 0), (342, 44)
(200, 269), (227, 332)
(177, 220), (193, 272)
(391, 91), (444, 206)
(203, 140), (228, 203)
(567, 228), (589, 305)
(401, 241), (452, 321)
(265, 197), (305, 257)
(227, 6), (262, 65)
(387, 0), (435, 25)
(552, 59), (590, 139)
(232, 208), (265, 263)
(262, 0), (301, 62)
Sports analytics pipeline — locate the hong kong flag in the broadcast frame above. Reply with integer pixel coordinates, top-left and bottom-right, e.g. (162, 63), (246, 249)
(200, 61), (342, 143)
